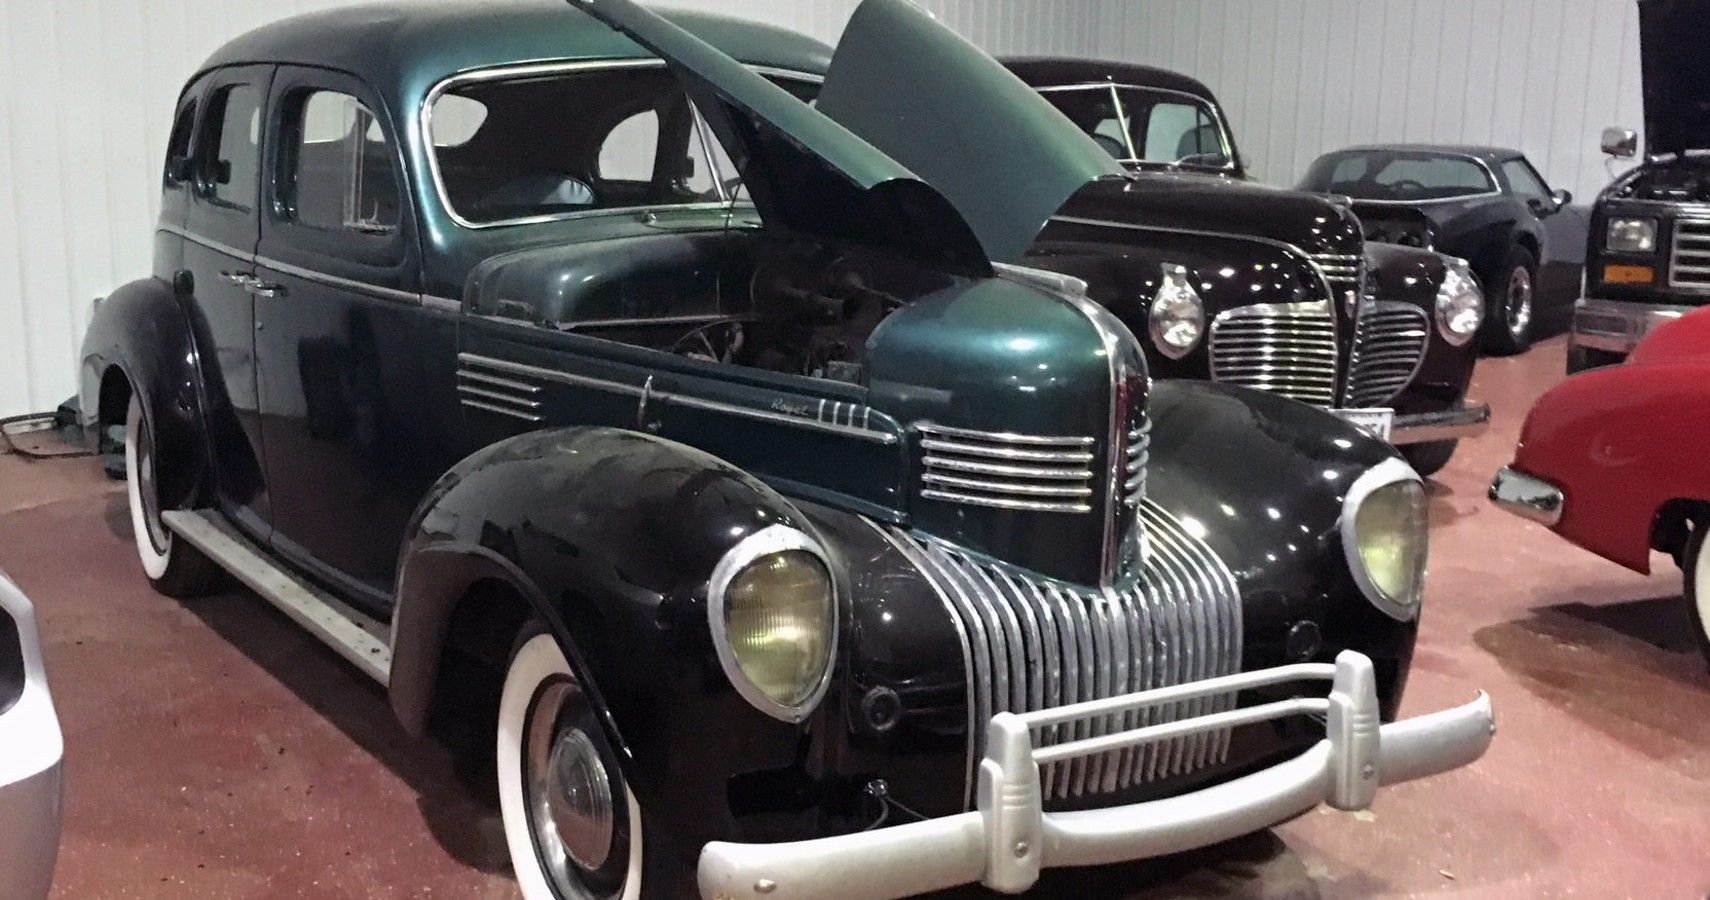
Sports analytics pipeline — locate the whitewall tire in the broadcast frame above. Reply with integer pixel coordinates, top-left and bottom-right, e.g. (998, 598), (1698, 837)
(499, 630), (643, 900)
(1686, 523), (1710, 669)
(124, 394), (219, 597)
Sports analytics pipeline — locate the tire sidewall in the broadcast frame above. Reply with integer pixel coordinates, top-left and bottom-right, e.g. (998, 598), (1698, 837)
(1685, 524), (1710, 667)
(125, 394), (173, 580)
(1484, 247), (1537, 354)
(498, 631), (644, 900)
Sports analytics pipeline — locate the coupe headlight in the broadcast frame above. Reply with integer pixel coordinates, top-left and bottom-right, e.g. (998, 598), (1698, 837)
(1341, 460), (1427, 621)
(709, 525), (836, 721)
(1606, 217), (1657, 253)
(1148, 264), (1205, 359)
(1435, 257), (1484, 346)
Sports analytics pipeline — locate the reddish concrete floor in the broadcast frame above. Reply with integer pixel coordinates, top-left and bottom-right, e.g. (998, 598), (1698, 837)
(1, 335), (1707, 898)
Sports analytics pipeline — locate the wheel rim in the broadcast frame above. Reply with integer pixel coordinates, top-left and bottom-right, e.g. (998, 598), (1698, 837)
(1506, 267), (1534, 340)
(521, 675), (630, 899)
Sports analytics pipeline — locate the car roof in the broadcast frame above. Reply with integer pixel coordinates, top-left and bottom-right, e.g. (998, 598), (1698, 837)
(193, 0), (832, 106)
(1322, 144), (1525, 164)
(1001, 57), (1219, 104)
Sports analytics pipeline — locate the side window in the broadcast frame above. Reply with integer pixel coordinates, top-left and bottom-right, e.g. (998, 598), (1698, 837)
(599, 110), (659, 182)
(202, 83), (262, 210)
(1502, 159), (1551, 201)
(279, 89), (400, 233)
(163, 99), (198, 187)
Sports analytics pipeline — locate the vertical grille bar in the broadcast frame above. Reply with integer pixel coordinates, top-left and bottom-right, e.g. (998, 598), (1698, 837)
(887, 496), (1242, 805)
(1344, 300), (1430, 408)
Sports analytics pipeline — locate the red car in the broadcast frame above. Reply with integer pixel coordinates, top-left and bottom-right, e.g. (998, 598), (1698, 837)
(1491, 305), (1710, 663)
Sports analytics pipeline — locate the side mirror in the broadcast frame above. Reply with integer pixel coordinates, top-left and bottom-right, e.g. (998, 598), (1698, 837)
(165, 155), (193, 183)
(212, 159), (233, 186)
(1553, 188), (1573, 207)
(1601, 127), (1638, 158)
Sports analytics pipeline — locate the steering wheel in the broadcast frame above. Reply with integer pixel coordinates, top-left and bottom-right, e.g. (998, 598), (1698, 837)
(1389, 178), (1428, 196)
(670, 320), (746, 363)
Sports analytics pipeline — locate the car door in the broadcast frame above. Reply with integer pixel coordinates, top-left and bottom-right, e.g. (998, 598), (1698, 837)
(1502, 156), (1586, 307)
(183, 65), (274, 538)
(252, 66), (458, 608)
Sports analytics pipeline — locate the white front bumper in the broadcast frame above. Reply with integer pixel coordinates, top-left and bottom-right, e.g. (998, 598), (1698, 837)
(698, 651), (1493, 900)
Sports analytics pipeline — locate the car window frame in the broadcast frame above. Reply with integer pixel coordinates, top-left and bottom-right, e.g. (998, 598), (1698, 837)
(418, 58), (824, 231)
(1034, 82), (1239, 173)
(1500, 156), (1554, 202)
(259, 65), (418, 291)
(195, 79), (267, 213)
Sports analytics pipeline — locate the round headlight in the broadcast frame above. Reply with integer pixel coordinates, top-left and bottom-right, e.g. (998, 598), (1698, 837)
(709, 525), (836, 721)
(1149, 264), (1205, 359)
(1341, 460), (1428, 620)
(1435, 258), (1484, 346)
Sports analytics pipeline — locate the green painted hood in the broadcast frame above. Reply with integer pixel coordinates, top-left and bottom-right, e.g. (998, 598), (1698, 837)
(815, 0), (1124, 264)
(567, 0), (990, 275)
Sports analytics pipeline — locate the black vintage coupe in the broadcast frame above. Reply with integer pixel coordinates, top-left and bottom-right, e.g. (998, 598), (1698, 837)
(989, 58), (1489, 476)
(76, 0), (1492, 897)
(1299, 145), (1589, 355)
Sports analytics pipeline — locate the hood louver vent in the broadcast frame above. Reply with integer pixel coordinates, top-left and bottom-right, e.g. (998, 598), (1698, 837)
(917, 424), (1098, 514)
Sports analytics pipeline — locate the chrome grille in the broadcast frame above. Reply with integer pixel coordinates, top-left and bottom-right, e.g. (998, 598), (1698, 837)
(1670, 220), (1710, 289)
(456, 358), (543, 422)
(1310, 252), (1361, 294)
(917, 424), (1096, 514)
(1344, 300), (1430, 408)
(1208, 300), (1338, 408)
(1122, 417), (1149, 509)
(885, 500), (1242, 804)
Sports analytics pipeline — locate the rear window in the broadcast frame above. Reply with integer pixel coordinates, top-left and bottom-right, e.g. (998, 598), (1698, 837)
(1303, 151), (1495, 201)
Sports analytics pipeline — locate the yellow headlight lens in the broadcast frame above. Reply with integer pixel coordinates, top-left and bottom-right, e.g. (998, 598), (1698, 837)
(1354, 480), (1428, 607)
(723, 550), (834, 709)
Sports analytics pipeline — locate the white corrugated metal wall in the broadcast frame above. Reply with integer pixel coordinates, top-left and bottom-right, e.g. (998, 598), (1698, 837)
(0, 0), (1646, 418)
(1093, 0), (1645, 203)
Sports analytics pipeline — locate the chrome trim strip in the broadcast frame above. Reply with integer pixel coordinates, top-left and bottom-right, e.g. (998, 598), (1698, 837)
(1328, 152), (1501, 205)
(1488, 466), (1564, 527)
(918, 422), (1095, 446)
(662, 391), (899, 445)
(1389, 403), (1491, 445)
(919, 438), (1094, 464)
(563, 313), (746, 331)
(158, 224), (254, 262)
(457, 370), (541, 393)
(456, 384), (541, 409)
(422, 295), (463, 313)
(460, 398), (544, 422)
(420, 58), (818, 231)
(919, 489), (1093, 515)
(254, 254), (421, 306)
(459, 352), (644, 397)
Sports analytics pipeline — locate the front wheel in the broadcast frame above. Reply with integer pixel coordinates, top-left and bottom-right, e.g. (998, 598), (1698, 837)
(499, 629), (645, 900)
(125, 394), (221, 597)
(1683, 522), (1710, 670)
(1482, 246), (1537, 356)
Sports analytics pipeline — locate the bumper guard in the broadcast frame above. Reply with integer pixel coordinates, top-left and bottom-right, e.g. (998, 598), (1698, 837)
(1389, 402), (1491, 445)
(698, 651), (1494, 900)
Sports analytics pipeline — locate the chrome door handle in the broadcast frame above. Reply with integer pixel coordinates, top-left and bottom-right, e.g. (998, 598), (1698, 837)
(246, 281), (285, 298)
(220, 271), (255, 287)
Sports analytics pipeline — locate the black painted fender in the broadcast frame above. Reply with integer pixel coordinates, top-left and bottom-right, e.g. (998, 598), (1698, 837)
(389, 426), (844, 878)
(78, 276), (212, 510)
(1145, 380), (1418, 709)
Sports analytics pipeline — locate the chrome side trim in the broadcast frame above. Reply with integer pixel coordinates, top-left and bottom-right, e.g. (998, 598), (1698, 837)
(420, 58), (820, 231)
(1488, 466), (1564, 527)
(916, 423), (1099, 514)
(458, 352), (644, 398)
(158, 224), (254, 262)
(706, 524), (838, 723)
(459, 399), (543, 423)
(254, 254), (421, 306)
(665, 392), (899, 445)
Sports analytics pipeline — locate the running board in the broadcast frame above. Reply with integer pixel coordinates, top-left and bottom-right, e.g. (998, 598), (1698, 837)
(160, 510), (392, 685)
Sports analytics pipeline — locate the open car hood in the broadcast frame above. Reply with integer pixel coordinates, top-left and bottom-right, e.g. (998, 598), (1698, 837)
(1640, 0), (1710, 156)
(815, 0), (1124, 263)
(567, 0), (989, 275)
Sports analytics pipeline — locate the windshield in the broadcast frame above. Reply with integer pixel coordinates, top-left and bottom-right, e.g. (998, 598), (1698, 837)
(1300, 151), (1497, 202)
(1036, 84), (1233, 170)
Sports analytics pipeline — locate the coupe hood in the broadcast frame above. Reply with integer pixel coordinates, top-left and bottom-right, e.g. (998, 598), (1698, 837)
(814, 0), (1124, 263)
(567, 0), (989, 275)
(1639, 0), (1710, 156)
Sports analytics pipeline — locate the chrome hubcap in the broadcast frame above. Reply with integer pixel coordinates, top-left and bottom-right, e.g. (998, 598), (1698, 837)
(523, 679), (624, 899)
(1506, 267), (1533, 339)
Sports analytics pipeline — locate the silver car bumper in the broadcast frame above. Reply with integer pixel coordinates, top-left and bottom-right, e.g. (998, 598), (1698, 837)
(1570, 297), (1693, 357)
(1488, 466), (1565, 527)
(697, 651), (1494, 900)
(1390, 402), (1491, 445)
(0, 574), (63, 900)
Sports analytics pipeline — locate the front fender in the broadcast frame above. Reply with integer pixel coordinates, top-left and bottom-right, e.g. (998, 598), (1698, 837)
(79, 276), (211, 510)
(1145, 381), (1416, 708)
(1364, 244), (1478, 412)
(389, 426), (841, 874)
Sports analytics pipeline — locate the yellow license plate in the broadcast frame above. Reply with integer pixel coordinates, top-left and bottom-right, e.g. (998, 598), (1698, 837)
(1604, 264), (1654, 284)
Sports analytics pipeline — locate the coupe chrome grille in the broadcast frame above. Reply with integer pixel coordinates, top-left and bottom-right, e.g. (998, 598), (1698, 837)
(1309, 252), (1361, 294)
(1122, 417), (1148, 509)
(1670, 220), (1710, 289)
(917, 424), (1097, 514)
(1344, 300), (1430, 408)
(1208, 300), (1338, 408)
(885, 500), (1241, 804)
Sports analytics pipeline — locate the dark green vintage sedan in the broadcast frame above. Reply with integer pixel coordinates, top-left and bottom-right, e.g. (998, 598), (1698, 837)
(78, 0), (1493, 897)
